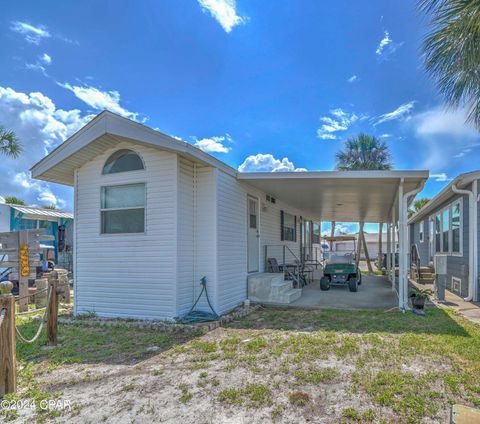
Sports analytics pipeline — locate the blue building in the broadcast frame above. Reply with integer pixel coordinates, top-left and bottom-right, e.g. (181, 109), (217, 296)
(409, 171), (479, 302)
(0, 202), (73, 270)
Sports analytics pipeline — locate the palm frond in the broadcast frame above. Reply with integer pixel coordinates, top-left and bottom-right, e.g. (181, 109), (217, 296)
(420, 0), (480, 129)
(0, 126), (22, 158)
(335, 133), (393, 171)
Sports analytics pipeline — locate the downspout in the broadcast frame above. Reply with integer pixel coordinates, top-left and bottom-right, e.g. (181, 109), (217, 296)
(452, 181), (477, 301)
(400, 183), (424, 310)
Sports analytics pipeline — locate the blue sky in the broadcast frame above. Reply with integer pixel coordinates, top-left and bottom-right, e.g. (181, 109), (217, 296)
(1, 0), (479, 233)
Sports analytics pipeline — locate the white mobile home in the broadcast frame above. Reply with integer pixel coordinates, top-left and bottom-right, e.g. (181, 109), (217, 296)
(31, 111), (428, 319)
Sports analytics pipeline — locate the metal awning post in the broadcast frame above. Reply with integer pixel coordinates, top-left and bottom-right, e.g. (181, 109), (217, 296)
(398, 180), (406, 309)
(386, 223), (392, 281)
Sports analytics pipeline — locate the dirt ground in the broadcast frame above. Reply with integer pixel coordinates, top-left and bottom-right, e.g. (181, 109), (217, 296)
(3, 306), (480, 423)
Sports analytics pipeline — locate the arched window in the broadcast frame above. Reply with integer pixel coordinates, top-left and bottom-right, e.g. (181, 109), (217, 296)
(102, 149), (144, 175)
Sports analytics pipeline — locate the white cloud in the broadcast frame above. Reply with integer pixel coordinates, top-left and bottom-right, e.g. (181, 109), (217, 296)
(412, 106), (480, 170)
(0, 86), (94, 208)
(347, 75), (358, 83)
(40, 53), (52, 64)
(375, 30), (403, 60)
(26, 53), (52, 76)
(317, 108), (362, 140)
(58, 82), (138, 120)
(197, 0), (247, 32)
(26, 62), (47, 75)
(11, 21), (51, 44)
(238, 154), (307, 172)
(430, 173), (452, 182)
(193, 134), (232, 153)
(375, 101), (416, 125)
(376, 31), (392, 55)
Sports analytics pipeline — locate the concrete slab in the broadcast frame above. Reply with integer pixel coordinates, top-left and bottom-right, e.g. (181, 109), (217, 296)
(411, 280), (480, 325)
(290, 274), (397, 310)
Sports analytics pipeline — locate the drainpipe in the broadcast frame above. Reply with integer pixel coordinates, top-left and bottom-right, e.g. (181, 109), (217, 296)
(398, 179), (424, 310)
(452, 180), (477, 301)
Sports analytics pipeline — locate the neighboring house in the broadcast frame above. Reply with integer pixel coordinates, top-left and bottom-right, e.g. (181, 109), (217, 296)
(331, 232), (389, 261)
(31, 111), (428, 319)
(408, 171), (479, 302)
(0, 202), (74, 270)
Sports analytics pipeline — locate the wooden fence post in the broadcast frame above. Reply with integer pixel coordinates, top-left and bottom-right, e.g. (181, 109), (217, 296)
(0, 281), (16, 396)
(18, 231), (29, 313)
(46, 272), (58, 346)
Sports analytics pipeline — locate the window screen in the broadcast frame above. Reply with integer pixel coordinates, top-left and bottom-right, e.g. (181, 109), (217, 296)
(101, 183), (145, 234)
(102, 149), (144, 174)
(451, 202), (461, 253)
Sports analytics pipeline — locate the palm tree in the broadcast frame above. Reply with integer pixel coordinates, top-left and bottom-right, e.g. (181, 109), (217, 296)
(408, 197), (430, 218)
(336, 134), (393, 272)
(3, 196), (26, 205)
(336, 133), (392, 170)
(0, 126), (22, 158)
(419, 0), (480, 129)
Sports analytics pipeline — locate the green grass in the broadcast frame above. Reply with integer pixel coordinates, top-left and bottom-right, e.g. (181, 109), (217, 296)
(6, 305), (480, 423)
(225, 306), (480, 422)
(218, 384), (272, 407)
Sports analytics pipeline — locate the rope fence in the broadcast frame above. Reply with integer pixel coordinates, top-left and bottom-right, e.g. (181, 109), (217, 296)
(14, 286), (52, 344)
(14, 287), (49, 303)
(1, 269), (68, 396)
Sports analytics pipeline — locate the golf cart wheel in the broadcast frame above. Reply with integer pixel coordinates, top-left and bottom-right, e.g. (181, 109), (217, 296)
(348, 278), (358, 292)
(320, 277), (330, 291)
(357, 271), (362, 285)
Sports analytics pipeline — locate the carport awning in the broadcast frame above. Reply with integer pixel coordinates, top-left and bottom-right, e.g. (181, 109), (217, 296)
(238, 170), (428, 222)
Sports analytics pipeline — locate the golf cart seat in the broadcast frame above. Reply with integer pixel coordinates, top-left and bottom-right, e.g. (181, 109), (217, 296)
(328, 253), (354, 264)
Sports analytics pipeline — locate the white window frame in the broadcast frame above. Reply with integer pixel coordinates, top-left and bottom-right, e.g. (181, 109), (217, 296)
(441, 207), (450, 253)
(419, 221), (424, 243)
(450, 199), (463, 256)
(100, 183), (147, 235)
(431, 199), (463, 256)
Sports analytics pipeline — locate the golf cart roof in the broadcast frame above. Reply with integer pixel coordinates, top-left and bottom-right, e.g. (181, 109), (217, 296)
(323, 235), (357, 242)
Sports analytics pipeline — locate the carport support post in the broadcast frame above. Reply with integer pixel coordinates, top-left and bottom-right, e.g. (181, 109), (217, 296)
(398, 180), (407, 310)
(386, 223), (391, 279)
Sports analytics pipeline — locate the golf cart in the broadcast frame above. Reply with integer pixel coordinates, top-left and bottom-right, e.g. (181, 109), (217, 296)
(320, 236), (362, 292)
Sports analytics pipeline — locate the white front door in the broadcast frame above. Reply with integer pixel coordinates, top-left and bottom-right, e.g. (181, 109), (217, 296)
(247, 196), (259, 273)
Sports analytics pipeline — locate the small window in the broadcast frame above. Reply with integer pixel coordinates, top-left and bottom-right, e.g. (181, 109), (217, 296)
(419, 221), (424, 243)
(442, 208), (449, 252)
(101, 183), (145, 234)
(451, 201), (461, 253)
(102, 149), (144, 175)
(248, 198), (257, 229)
(281, 211), (296, 242)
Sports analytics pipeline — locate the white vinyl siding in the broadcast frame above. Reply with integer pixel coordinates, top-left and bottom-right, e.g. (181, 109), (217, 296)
(74, 142), (177, 319)
(176, 158), (195, 316)
(193, 166), (218, 312)
(216, 171), (248, 314)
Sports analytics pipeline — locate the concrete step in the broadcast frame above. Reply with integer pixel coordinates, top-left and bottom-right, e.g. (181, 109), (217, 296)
(271, 280), (293, 296)
(247, 273), (301, 305)
(420, 267), (434, 272)
(278, 288), (302, 303)
(419, 272), (434, 279)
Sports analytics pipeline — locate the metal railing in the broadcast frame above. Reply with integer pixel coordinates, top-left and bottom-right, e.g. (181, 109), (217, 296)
(410, 244), (420, 282)
(300, 246), (322, 269)
(264, 245), (315, 287)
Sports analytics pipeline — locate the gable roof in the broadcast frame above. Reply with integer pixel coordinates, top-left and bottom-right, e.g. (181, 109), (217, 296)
(408, 170), (480, 224)
(31, 111), (237, 185)
(31, 111), (429, 223)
